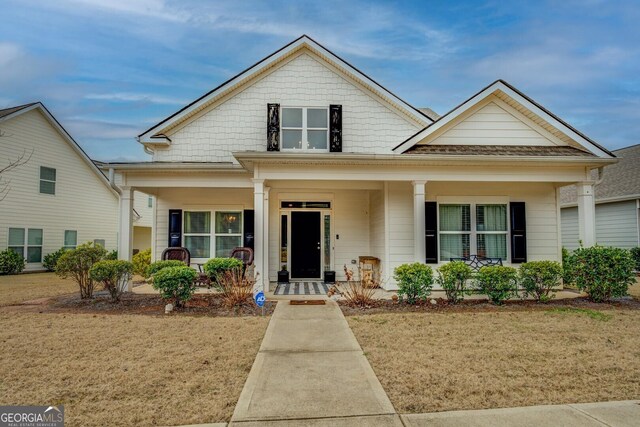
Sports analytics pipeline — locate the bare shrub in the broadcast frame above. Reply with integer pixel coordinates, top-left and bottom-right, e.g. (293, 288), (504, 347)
(218, 269), (254, 308)
(341, 265), (378, 308)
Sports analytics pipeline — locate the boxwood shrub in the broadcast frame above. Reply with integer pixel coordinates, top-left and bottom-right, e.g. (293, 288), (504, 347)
(631, 247), (640, 272)
(55, 242), (107, 299)
(152, 266), (197, 307)
(0, 250), (26, 275)
(476, 265), (518, 305)
(437, 261), (473, 304)
(43, 248), (68, 272)
(519, 260), (562, 303)
(203, 257), (243, 286)
(145, 260), (185, 278)
(89, 260), (133, 302)
(570, 245), (635, 302)
(132, 248), (151, 276)
(393, 263), (433, 304)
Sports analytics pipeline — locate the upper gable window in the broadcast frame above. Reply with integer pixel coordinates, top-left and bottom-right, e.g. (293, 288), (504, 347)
(39, 166), (56, 195)
(281, 107), (328, 151)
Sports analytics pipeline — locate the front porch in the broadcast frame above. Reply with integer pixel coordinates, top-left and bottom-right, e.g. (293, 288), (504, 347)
(111, 155), (605, 292)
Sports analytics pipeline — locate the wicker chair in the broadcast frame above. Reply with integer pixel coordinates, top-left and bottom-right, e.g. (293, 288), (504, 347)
(230, 247), (254, 267)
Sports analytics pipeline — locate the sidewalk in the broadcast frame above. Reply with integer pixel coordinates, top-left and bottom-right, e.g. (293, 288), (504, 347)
(229, 300), (400, 426)
(401, 400), (640, 426)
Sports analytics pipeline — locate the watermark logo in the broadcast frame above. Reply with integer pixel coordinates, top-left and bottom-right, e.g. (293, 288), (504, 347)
(0, 405), (64, 427)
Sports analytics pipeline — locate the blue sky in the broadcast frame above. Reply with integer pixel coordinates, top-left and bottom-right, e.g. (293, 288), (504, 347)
(1, 0), (638, 161)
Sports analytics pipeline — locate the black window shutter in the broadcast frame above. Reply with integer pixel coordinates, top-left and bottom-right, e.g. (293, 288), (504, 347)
(243, 209), (255, 250)
(329, 104), (342, 152)
(510, 202), (527, 263)
(168, 209), (182, 247)
(267, 103), (280, 151)
(425, 201), (438, 263)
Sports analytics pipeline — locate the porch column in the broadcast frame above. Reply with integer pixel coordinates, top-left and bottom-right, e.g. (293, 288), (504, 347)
(577, 182), (596, 247)
(413, 181), (426, 263)
(263, 186), (270, 291)
(118, 186), (134, 291)
(253, 179), (265, 291)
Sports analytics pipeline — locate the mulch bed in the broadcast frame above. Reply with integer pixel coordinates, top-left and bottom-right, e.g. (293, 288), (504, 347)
(41, 292), (276, 317)
(339, 295), (640, 316)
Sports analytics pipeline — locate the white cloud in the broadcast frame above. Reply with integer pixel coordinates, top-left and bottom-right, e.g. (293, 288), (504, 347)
(85, 92), (188, 105)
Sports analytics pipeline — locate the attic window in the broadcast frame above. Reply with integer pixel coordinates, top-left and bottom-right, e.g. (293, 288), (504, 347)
(281, 107), (328, 151)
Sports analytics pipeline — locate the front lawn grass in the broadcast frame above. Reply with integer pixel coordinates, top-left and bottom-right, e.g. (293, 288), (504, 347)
(347, 308), (640, 414)
(0, 311), (268, 426)
(0, 272), (77, 305)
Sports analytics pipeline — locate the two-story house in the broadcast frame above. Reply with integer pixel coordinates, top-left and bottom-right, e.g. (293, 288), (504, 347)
(105, 36), (615, 291)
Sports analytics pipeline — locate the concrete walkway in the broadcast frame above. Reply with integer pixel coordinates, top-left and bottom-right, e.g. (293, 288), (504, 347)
(229, 300), (401, 426)
(401, 400), (640, 426)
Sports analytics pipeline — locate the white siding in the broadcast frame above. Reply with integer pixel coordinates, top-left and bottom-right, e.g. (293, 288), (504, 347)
(0, 109), (118, 270)
(154, 187), (254, 262)
(429, 101), (558, 146)
(133, 191), (153, 228)
(561, 207), (580, 250)
(384, 181), (560, 289)
(153, 52), (421, 163)
(369, 189), (385, 271)
(595, 201), (639, 249)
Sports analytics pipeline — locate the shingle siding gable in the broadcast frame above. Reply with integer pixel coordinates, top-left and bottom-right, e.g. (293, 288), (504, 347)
(154, 53), (422, 163)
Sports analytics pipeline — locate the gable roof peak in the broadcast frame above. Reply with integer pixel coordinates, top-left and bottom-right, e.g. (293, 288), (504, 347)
(137, 35), (433, 145)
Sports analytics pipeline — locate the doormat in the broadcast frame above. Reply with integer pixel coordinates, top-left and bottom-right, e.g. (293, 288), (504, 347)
(290, 300), (326, 305)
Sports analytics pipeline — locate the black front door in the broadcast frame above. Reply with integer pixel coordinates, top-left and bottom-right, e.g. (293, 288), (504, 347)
(291, 211), (321, 278)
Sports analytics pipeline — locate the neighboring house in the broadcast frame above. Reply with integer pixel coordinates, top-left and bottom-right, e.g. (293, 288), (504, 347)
(560, 144), (640, 250)
(105, 35), (615, 290)
(0, 103), (152, 270)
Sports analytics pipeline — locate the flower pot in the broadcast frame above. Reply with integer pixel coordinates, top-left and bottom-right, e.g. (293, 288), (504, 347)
(324, 270), (336, 284)
(278, 270), (289, 283)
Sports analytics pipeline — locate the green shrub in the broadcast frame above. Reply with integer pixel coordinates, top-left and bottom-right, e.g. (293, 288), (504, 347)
(0, 250), (26, 275)
(203, 257), (244, 286)
(152, 266), (197, 307)
(104, 250), (118, 260)
(519, 261), (563, 303)
(476, 265), (518, 305)
(631, 247), (640, 272)
(562, 247), (576, 286)
(89, 260), (133, 302)
(145, 260), (185, 278)
(132, 249), (151, 276)
(393, 263), (433, 304)
(55, 242), (107, 299)
(437, 261), (473, 304)
(43, 248), (68, 272)
(570, 245), (635, 302)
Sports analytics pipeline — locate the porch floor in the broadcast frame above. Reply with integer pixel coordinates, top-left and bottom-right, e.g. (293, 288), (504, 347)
(273, 281), (330, 296)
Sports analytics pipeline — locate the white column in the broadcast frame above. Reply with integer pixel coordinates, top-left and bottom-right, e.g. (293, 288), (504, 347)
(413, 181), (426, 263)
(253, 179), (265, 291)
(263, 187), (270, 292)
(118, 186), (134, 291)
(577, 182), (596, 247)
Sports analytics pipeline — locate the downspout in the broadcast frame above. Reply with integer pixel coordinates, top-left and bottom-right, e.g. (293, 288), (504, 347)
(108, 168), (122, 195)
(594, 166), (605, 185)
(136, 136), (155, 155)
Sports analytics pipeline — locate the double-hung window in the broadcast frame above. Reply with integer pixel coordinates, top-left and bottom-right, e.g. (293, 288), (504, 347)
(183, 210), (244, 259)
(476, 204), (508, 260)
(39, 167), (56, 195)
(281, 107), (328, 151)
(184, 211), (211, 259)
(214, 212), (242, 257)
(439, 203), (508, 261)
(8, 228), (43, 262)
(439, 205), (471, 261)
(64, 230), (77, 249)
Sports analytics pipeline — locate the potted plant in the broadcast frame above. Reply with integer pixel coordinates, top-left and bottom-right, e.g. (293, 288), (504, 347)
(278, 265), (289, 283)
(324, 269), (336, 284)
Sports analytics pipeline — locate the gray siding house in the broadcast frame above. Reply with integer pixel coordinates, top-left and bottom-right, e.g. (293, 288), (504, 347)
(561, 144), (640, 249)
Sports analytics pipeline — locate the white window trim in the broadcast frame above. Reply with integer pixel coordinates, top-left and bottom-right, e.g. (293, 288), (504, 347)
(39, 166), (56, 196)
(7, 227), (44, 263)
(182, 208), (244, 262)
(436, 197), (511, 263)
(280, 106), (329, 152)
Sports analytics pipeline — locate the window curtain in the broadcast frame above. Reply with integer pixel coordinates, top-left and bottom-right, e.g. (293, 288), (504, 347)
(439, 205), (470, 231)
(478, 235), (507, 259)
(477, 205), (507, 231)
(440, 234), (470, 260)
